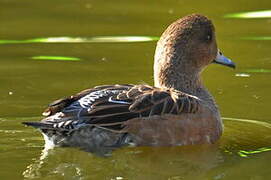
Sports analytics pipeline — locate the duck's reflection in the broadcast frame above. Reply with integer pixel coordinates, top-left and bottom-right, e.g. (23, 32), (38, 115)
(22, 144), (225, 179)
(22, 145), (114, 179)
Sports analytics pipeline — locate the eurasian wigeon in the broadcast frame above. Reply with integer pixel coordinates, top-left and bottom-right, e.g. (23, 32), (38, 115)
(23, 14), (235, 151)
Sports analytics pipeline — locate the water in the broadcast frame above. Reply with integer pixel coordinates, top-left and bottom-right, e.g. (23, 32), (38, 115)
(1, 0), (271, 179)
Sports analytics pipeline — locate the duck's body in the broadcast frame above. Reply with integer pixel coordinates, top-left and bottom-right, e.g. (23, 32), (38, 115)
(23, 14), (235, 151)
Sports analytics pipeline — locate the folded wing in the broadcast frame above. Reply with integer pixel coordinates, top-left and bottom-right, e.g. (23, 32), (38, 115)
(23, 84), (201, 132)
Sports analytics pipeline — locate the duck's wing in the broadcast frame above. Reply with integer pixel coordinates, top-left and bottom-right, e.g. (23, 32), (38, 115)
(23, 84), (201, 132)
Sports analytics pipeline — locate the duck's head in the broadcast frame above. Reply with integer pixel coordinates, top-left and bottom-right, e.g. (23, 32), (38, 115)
(154, 14), (235, 89)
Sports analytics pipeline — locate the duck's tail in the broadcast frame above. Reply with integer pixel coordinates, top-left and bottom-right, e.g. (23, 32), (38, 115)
(22, 122), (53, 129)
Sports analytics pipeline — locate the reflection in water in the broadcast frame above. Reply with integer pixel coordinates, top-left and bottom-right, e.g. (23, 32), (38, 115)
(0, 36), (159, 44)
(224, 10), (271, 18)
(22, 144), (224, 179)
(23, 148), (86, 179)
(22, 148), (49, 179)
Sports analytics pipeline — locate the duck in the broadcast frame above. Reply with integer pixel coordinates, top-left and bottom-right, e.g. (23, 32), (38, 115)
(23, 14), (235, 151)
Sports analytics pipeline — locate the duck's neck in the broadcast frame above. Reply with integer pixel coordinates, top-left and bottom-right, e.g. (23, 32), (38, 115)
(154, 65), (215, 107)
(153, 33), (215, 102)
(153, 44), (210, 100)
(154, 66), (203, 96)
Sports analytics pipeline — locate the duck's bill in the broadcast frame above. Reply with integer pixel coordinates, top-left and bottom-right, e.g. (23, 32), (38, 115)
(213, 50), (236, 69)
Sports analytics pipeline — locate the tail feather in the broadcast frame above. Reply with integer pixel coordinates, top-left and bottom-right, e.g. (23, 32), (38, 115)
(22, 122), (53, 129)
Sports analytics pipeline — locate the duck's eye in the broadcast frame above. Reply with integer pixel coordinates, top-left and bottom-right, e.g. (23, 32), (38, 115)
(206, 34), (212, 41)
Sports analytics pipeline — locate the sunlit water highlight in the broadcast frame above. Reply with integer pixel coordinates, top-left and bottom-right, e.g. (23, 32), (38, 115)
(224, 10), (271, 18)
(0, 36), (159, 44)
(31, 56), (81, 61)
(244, 69), (271, 73)
(241, 36), (271, 40)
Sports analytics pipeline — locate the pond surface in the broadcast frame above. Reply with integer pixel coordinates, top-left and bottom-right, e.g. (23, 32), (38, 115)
(1, 0), (271, 179)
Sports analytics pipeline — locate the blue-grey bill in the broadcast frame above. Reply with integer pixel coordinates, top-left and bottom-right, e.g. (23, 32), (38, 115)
(213, 50), (236, 68)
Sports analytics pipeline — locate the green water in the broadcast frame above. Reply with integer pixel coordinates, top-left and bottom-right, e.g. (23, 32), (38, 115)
(1, 0), (271, 179)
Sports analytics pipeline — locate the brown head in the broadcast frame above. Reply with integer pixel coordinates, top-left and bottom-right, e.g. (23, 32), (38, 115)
(154, 14), (235, 93)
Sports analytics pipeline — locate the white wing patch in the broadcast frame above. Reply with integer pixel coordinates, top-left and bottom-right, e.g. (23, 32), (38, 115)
(78, 90), (121, 108)
(108, 96), (130, 104)
(79, 91), (105, 108)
